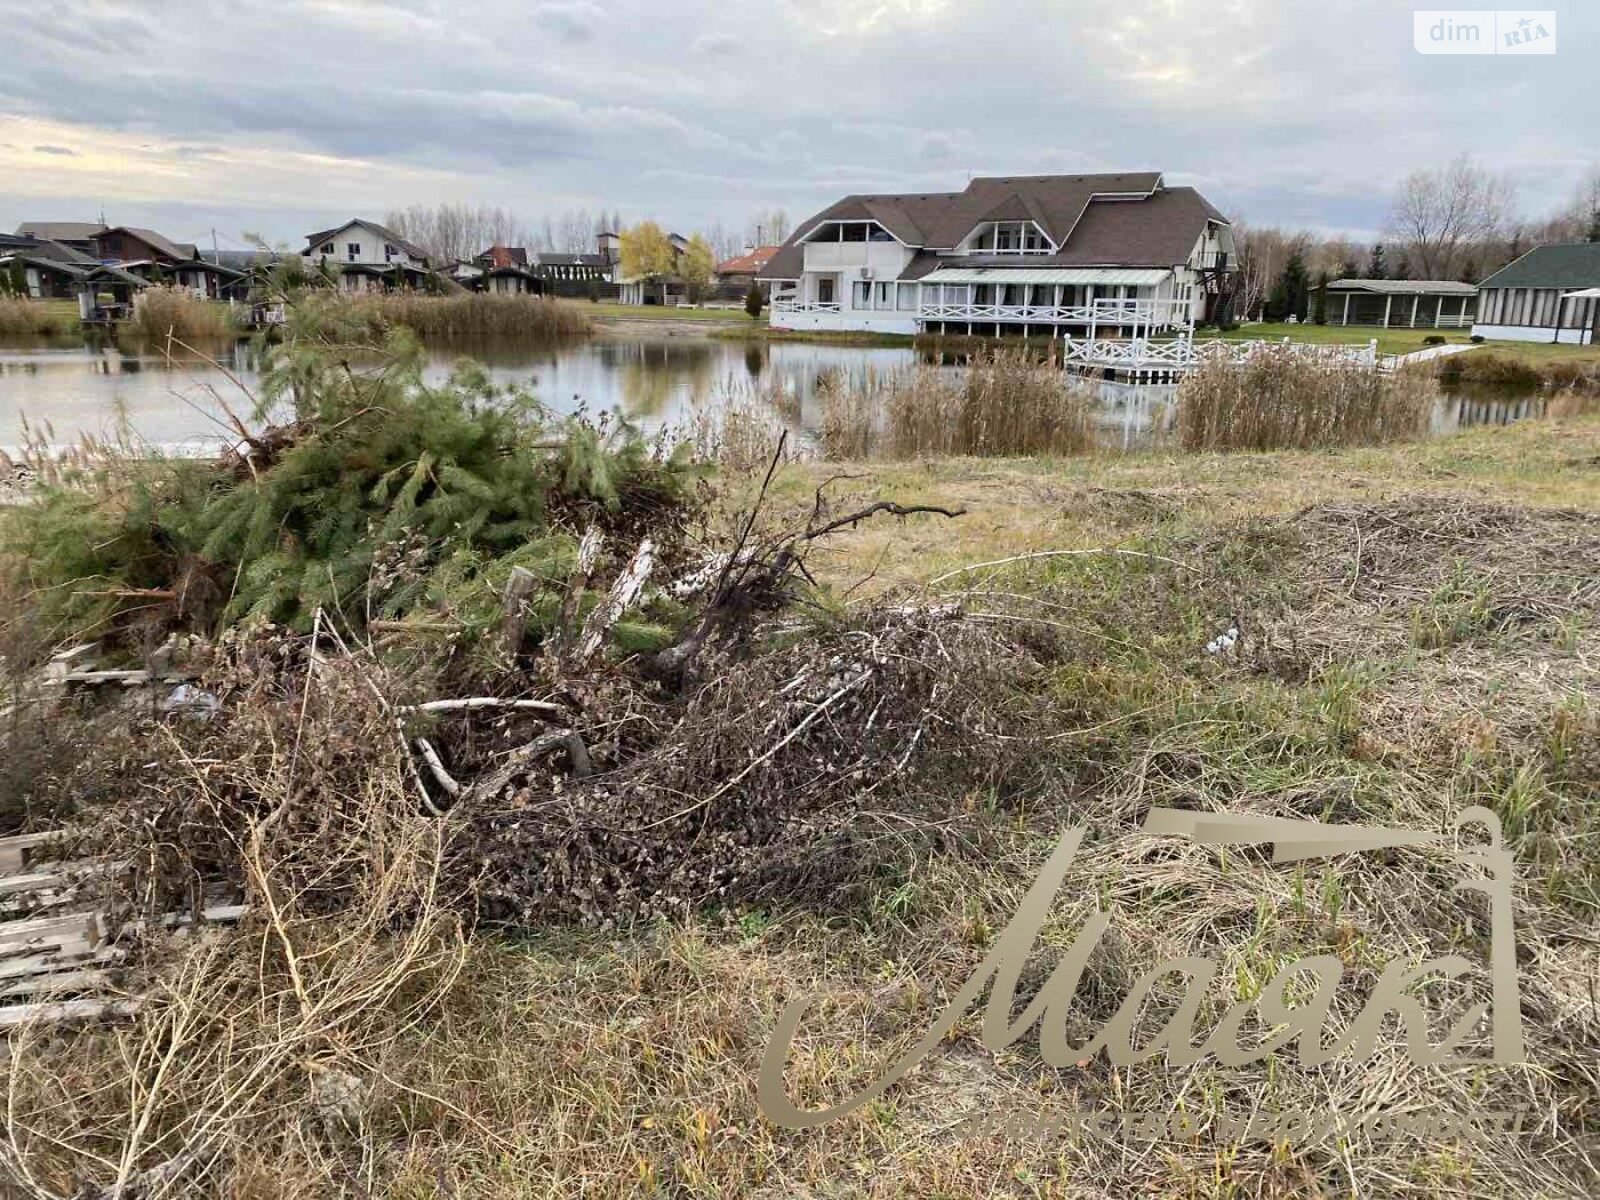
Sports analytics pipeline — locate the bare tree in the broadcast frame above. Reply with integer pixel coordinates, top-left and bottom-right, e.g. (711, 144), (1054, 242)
(1230, 222), (1302, 322)
(704, 221), (742, 262)
(384, 203), (533, 263)
(746, 209), (791, 247)
(1537, 165), (1600, 242)
(1386, 155), (1516, 280)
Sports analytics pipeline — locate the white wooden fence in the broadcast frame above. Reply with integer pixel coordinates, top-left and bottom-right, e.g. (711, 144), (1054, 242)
(1061, 334), (1380, 379)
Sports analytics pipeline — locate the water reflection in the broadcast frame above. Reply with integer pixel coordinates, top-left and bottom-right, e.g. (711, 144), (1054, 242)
(0, 337), (1555, 455)
(1433, 388), (1547, 435)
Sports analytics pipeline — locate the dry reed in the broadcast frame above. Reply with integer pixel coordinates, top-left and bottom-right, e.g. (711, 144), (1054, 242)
(822, 351), (1096, 460)
(681, 379), (797, 474)
(1178, 349), (1436, 451)
(309, 292), (594, 342)
(0, 297), (75, 338)
(125, 286), (239, 344)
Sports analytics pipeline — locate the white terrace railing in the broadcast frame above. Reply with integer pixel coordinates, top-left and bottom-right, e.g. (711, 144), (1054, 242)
(770, 299), (841, 314)
(1060, 335), (1381, 375)
(919, 298), (1194, 328)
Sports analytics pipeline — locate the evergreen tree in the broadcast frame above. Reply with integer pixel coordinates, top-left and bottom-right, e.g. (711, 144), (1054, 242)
(1394, 254), (1413, 280)
(1589, 208), (1600, 243)
(1340, 259), (1360, 281)
(1268, 249), (1311, 322)
(1366, 243), (1388, 280)
(1459, 260), (1479, 284)
(744, 279), (764, 320)
(1312, 271), (1330, 324)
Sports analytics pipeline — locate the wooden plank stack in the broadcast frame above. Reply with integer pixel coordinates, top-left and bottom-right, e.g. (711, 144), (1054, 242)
(0, 830), (244, 1031)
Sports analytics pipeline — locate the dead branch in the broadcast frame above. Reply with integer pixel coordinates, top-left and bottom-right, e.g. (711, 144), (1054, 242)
(805, 500), (967, 540)
(576, 538), (655, 665)
(399, 699), (567, 718)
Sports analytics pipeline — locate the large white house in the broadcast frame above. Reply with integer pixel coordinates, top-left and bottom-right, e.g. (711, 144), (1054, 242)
(302, 219), (430, 291)
(758, 173), (1235, 337)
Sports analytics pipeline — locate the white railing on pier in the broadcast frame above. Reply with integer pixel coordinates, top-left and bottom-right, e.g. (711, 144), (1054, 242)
(1060, 335), (1380, 375)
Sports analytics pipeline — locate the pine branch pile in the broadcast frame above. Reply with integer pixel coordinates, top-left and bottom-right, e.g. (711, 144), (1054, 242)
(0, 330), (706, 658)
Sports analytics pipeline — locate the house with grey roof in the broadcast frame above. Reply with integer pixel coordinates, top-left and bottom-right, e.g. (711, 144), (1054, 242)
(302, 219), (431, 292)
(757, 173), (1235, 336)
(0, 232), (102, 299)
(13, 221), (107, 255)
(1314, 278), (1479, 329)
(1472, 244), (1600, 345)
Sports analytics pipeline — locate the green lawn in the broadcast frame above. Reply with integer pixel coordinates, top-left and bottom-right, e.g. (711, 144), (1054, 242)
(1199, 321), (1600, 366)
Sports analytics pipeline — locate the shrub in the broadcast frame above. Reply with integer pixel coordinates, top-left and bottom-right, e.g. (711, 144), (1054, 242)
(1436, 352), (1541, 390)
(1177, 349), (1435, 451)
(745, 280), (764, 320)
(1471, 333), (1486, 343)
(1423, 334), (1447, 346)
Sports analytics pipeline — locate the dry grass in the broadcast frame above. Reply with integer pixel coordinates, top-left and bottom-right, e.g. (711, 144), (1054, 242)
(0, 297), (78, 338)
(680, 379), (797, 474)
(1179, 351), (1437, 451)
(125, 286), (239, 344)
(311, 291), (594, 342)
(822, 351), (1096, 460)
(4, 414), (1600, 1197)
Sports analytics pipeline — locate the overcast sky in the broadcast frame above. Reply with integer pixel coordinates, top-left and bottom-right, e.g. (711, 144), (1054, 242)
(0, 0), (1594, 252)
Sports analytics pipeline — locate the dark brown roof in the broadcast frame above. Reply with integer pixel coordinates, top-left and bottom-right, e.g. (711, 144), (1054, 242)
(97, 226), (198, 262)
(478, 245), (530, 268)
(1048, 187), (1225, 267)
(758, 172), (1221, 280)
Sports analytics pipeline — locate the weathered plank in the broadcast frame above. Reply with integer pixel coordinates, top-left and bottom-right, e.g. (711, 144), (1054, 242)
(0, 947), (122, 984)
(0, 998), (140, 1031)
(0, 832), (66, 873)
(0, 969), (110, 1000)
(0, 911), (105, 953)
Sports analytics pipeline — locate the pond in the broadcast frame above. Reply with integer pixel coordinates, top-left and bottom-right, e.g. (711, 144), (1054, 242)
(0, 335), (1549, 457)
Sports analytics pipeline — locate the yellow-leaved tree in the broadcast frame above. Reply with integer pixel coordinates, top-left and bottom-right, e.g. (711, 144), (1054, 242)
(680, 235), (716, 302)
(619, 222), (679, 283)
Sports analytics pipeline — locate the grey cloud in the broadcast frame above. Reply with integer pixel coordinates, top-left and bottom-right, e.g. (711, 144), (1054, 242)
(0, 0), (1593, 247)
(691, 32), (739, 56)
(32, 144), (77, 156)
(532, 1), (609, 44)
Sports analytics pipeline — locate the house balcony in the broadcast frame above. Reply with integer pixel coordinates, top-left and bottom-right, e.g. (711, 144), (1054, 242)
(918, 297), (1194, 329)
(771, 300), (842, 314)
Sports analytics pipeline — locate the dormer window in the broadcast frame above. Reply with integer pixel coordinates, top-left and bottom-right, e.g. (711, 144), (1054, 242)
(964, 221), (1052, 255)
(803, 220), (898, 244)
(320, 242), (334, 254)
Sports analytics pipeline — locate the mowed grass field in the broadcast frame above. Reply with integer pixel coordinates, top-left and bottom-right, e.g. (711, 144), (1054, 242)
(1200, 320), (1600, 365)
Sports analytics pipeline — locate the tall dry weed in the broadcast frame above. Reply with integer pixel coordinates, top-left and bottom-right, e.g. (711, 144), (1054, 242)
(1178, 350), (1436, 451)
(822, 352), (1095, 460)
(126, 286), (238, 343)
